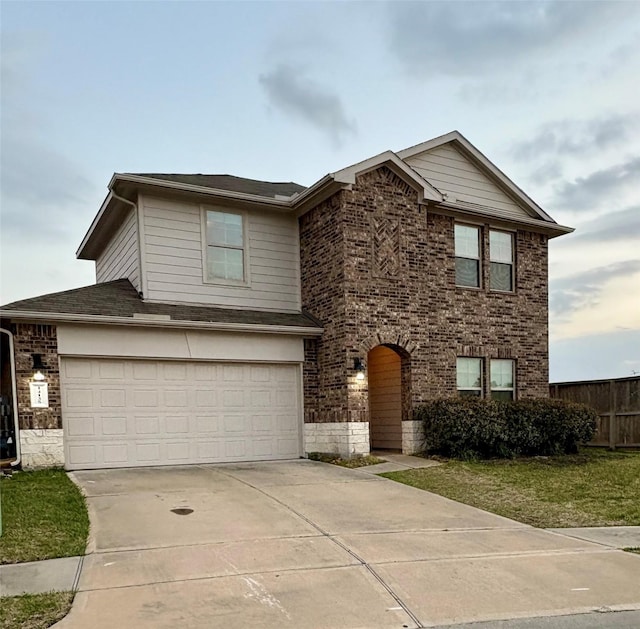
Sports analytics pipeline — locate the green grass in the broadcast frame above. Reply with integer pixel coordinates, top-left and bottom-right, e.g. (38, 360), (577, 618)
(382, 449), (640, 528)
(0, 469), (89, 564)
(0, 592), (74, 629)
(308, 453), (386, 468)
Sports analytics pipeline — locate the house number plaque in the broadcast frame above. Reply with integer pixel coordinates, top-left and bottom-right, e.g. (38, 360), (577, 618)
(29, 382), (49, 408)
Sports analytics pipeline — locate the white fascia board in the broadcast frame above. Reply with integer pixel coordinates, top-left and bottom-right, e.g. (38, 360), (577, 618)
(113, 174), (292, 209)
(398, 130), (557, 224)
(331, 151), (443, 203)
(0, 310), (324, 336)
(76, 190), (115, 259)
(436, 202), (574, 238)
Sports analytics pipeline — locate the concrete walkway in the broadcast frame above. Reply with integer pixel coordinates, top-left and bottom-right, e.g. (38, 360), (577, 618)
(546, 526), (640, 549)
(360, 452), (442, 474)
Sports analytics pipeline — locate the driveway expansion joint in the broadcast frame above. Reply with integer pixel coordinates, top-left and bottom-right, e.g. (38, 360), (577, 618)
(214, 464), (425, 628)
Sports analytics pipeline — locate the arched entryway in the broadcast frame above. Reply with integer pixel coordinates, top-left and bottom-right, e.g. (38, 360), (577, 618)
(368, 344), (410, 451)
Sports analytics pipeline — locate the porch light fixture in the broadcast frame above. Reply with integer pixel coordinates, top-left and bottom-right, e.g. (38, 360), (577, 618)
(354, 358), (366, 381)
(31, 354), (46, 381)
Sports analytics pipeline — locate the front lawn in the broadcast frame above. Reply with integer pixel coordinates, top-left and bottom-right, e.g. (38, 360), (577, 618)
(0, 468), (89, 564)
(0, 592), (74, 629)
(382, 449), (640, 528)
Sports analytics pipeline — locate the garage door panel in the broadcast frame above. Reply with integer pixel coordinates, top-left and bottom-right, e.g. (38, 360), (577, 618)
(61, 358), (301, 470)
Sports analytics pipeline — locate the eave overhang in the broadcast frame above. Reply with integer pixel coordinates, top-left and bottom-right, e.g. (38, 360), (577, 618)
(0, 309), (324, 336)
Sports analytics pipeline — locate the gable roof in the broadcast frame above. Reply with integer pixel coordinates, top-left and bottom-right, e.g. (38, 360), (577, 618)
(78, 131), (572, 259)
(397, 130), (556, 223)
(134, 174), (305, 199)
(0, 279), (323, 334)
(330, 150), (443, 204)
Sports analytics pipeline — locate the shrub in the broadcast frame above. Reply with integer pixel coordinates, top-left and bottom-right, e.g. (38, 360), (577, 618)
(415, 397), (597, 459)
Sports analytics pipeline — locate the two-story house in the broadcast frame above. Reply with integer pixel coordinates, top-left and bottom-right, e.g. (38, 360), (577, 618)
(0, 131), (572, 469)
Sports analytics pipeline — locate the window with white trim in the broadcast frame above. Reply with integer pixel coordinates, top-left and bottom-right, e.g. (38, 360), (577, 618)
(455, 224), (480, 288)
(457, 357), (483, 397)
(490, 230), (513, 292)
(490, 359), (515, 401)
(205, 210), (245, 282)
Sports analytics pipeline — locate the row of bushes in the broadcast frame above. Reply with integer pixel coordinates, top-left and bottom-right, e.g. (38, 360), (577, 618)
(415, 397), (597, 460)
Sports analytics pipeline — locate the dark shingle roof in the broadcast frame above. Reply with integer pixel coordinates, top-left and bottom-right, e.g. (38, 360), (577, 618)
(1, 279), (322, 329)
(133, 174), (306, 199)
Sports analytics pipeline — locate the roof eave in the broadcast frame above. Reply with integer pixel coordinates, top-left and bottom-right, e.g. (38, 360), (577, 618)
(77, 174), (299, 261)
(0, 309), (324, 336)
(436, 201), (574, 238)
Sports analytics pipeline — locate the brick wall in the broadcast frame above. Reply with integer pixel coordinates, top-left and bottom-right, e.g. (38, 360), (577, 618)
(11, 323), (62, 429)
(299, 166), (550, 433)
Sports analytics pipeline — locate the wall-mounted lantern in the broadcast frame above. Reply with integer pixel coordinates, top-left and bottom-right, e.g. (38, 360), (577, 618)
(354, 357), (366, 381)
(31, 354), (46, 381)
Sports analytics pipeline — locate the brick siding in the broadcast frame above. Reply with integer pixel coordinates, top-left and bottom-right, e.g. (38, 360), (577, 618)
(300, 166), (549, 429)
(11, 323), (62, 429)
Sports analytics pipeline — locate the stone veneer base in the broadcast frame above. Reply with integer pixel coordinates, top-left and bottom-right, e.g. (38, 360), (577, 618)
(20, 429), (65, 468)
(401, 420), (424, 455)
(304, 422), (370, 457)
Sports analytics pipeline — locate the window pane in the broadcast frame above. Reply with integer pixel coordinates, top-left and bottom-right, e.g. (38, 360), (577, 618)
(207, 211), (243, 247)
(208, 246), (244, 281)
(490, 231), (512, 263)
(457, 358), (481, 389)
(460, 389), (482, 397)
(491, 390), (514, 402)
(490, 262), (513, 291)
(455, 225), (479, 258)
(456, 258), (480, 287)
(490, 360), (514, 389)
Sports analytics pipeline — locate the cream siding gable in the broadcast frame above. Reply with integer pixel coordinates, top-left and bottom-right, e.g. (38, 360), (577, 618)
(95, 207), (140, 290)
(404, 144), (534, 221)
(140, 195), (301, 312)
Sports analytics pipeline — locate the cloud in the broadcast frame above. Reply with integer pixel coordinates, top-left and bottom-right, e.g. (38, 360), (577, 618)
(550, 156), (640, 212)
(386, 1), (633, 78)
(529, 161), (564, 185)
(572, 206), (640, 243)
(550, 259), (640, 318)
(511, 114), (638, 162)
(259, 64), (356, 146)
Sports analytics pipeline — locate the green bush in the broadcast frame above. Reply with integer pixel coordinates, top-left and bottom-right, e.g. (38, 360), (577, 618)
(415, 397), (597, 459)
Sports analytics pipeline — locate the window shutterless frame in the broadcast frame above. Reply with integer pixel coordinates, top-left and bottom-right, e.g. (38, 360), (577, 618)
(201, 206), (250, 286)
(490, 359), (515, 401)
(456, 357), (483, 397)
(489, 230), (514, 292)
(455, 224), (481, 288)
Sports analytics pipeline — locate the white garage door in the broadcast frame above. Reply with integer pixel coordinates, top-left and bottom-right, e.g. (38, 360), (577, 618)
(60, 358), (301, 470)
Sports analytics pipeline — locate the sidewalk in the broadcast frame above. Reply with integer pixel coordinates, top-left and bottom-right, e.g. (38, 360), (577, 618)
(0, 555), (83, 596)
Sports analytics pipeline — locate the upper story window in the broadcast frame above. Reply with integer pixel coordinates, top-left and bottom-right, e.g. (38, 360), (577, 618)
(205, 210), (245, 282)
(457, 357), (483, 397)
(490, 359), (515, 401)
(490, 230), (513, 292)
(455, 224), (480, 288)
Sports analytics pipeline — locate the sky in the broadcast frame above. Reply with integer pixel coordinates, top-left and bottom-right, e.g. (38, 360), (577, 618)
(1, 0), (639, 382)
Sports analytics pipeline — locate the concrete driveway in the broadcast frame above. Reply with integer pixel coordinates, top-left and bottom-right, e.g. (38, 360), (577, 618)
(59, 461), (640, 628)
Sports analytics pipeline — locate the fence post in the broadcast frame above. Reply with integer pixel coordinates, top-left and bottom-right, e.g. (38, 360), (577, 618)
(609, 379), (617, 450)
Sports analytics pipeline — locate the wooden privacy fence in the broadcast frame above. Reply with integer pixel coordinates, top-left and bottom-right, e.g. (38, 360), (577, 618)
(550, 376), (640, 448)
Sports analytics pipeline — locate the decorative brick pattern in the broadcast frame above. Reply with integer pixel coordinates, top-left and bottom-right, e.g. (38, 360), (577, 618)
(373, 217), (400, 277)
(300, 166), (550, 456)
(20, 429), (64, 468)
(11, 323), (62, 430)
